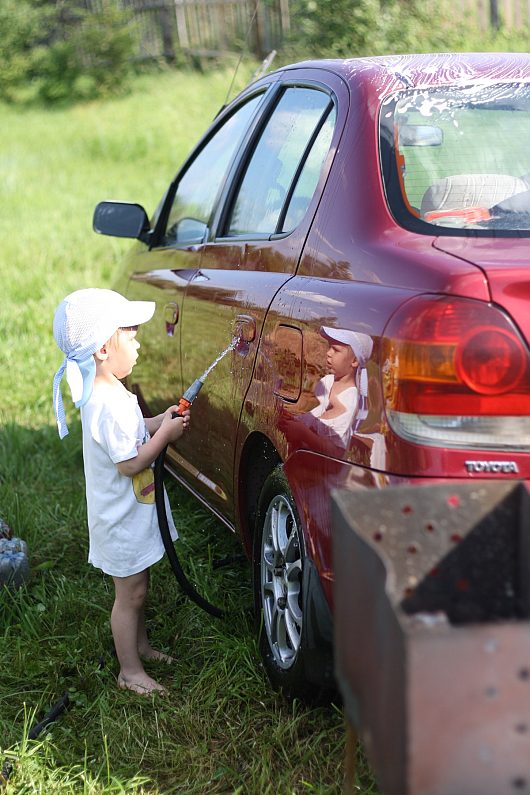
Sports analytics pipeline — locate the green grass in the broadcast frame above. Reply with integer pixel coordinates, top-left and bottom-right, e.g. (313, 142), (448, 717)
(0, 67), (377, 793)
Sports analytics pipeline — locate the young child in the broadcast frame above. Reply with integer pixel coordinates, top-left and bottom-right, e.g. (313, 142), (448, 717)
(313, 326), (373, 440)
(52, 288), (190, 696)
(280, 327), (373, 456)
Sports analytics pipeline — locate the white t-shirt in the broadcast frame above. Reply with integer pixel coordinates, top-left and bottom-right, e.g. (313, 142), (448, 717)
(302, 374), (359, 449)
(80, 381), (177, 577)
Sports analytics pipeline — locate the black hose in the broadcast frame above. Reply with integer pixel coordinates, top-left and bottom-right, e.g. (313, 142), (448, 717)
(28, 693), (70, 740)
(153, 446), (224, 619)
(0, 692), (70, 786)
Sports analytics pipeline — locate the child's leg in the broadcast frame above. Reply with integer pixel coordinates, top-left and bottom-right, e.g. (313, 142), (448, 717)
(135, 570), (174, 663)
(111, 570), (166, 694)
(137, 605), (175, 663)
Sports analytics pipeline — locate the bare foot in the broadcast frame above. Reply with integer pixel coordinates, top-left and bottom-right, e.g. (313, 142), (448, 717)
(139, 647), (175, 664)
(117, 672), (168, 696)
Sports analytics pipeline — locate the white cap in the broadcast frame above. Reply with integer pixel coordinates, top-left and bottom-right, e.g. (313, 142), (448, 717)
(52, 288), (155, 438)
(53, 288), (154, 357)
(320, 326), (373, 364)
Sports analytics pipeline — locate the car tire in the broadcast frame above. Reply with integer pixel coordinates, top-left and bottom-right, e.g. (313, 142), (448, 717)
(253, 466), (314, 700)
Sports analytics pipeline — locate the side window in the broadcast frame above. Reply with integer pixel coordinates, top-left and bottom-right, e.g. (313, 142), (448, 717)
(225, 87), (335, 237)
(280, 106), (336, 232)
(163, 94), (263, 246)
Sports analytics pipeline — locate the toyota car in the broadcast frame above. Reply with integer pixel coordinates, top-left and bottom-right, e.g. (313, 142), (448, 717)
(94, 52), (530, 699)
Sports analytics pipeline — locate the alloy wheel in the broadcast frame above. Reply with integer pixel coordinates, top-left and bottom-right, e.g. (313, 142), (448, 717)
(260, 493), (303, 670)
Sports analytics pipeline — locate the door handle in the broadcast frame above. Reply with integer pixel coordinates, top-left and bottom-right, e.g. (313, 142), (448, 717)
(234, 314), (256, 343)
(164, 302), (179, 337)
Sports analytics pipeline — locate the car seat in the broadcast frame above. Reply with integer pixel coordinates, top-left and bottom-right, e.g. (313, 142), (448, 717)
(421, 173), (528, 218)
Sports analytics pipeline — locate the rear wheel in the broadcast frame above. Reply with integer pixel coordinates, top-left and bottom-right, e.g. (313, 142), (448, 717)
(253, 467), (312, 699)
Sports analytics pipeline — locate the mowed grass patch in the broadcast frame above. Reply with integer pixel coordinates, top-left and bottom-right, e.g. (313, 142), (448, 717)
(0, 66), (252, 417)
(0, 67), (369, 793)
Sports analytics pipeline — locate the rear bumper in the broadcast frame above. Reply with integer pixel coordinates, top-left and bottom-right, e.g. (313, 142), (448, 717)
(285, 448), (530, 609)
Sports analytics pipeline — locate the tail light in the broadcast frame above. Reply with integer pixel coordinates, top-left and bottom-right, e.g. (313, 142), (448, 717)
(382, 295), (530, 450)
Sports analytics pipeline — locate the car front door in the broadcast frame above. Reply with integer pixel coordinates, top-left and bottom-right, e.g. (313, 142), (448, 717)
(124, 89), (267, 420)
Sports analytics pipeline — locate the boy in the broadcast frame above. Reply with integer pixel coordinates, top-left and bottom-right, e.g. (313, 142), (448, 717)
(280, 327), (373, 456)
(53, 288), (190, 695)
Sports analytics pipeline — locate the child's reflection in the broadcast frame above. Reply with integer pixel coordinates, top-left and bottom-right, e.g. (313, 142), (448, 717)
(280, 326), (373, 458)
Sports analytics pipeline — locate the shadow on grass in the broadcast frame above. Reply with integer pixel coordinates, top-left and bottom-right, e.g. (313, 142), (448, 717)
(0, 419), (87, 572)
(0, 420), (363, 794)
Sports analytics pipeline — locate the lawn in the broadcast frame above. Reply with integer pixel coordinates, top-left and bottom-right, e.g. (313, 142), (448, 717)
(0, 67), (377, 794)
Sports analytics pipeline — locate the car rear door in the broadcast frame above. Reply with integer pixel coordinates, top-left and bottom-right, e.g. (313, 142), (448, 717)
(176, 73), (348, 523)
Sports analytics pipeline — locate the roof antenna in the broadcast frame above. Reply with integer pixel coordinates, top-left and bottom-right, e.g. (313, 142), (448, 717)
(252, 49), (277, 81)
(222, 0), (264, 109)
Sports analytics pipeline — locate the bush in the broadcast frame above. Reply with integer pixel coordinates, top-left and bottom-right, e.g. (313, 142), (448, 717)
(0, 1), (136, 104)
(286, 0), (530, 58)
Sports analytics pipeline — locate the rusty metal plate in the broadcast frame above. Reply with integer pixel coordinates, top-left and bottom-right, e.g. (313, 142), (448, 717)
(332, 481), (530, 795)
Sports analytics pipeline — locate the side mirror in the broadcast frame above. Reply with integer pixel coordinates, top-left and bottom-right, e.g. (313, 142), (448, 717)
(398, 124), (443, 147)
(93, 201), (151, 243)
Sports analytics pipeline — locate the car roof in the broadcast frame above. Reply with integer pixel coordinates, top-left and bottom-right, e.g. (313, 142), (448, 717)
(271, 52), (530, 98)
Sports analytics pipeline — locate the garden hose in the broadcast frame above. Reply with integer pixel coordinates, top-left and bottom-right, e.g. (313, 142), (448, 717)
(153, 448), (224, 619)
(0, 649), (112, 788)
(0, 693), (70, 786)
(153, 376), (224, 619)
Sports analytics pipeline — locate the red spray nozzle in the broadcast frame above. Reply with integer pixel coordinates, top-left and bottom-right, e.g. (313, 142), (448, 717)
(175, 397), (191, 416)
(175, 378), (204, 416)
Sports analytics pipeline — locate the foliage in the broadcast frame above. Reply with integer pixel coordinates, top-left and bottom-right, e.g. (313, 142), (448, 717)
(2, 0), (530, 105)
(286, 0), (530, 58)
(0, 1), (135, 104)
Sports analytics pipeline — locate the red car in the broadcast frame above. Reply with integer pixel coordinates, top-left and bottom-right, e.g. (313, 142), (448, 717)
(94, 52), (530, 699)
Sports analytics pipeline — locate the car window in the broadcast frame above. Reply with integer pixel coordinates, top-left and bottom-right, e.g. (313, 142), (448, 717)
(226, 87), (334, 237)
(381, 82), (530, 235)
(163, 93), (263, 246)
(280, 105), (336, 233)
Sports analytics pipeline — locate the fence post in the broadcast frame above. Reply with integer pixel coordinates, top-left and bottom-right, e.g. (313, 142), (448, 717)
(175, 0), (190, 49)
(490, 0), (500, 29)
(159, 3), (176, 61)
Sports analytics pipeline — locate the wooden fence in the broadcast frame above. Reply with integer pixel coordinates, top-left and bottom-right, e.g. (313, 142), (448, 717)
(86, 0), (530, 63)
(118, 0), (290, 61)
(460, 0), (530, 29)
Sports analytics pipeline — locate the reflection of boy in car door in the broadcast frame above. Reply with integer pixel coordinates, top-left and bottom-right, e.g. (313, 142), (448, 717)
(281, 327), (373, 458)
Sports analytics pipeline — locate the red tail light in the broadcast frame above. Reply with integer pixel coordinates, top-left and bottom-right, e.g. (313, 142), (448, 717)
(382, 295), (530, 450)
(456, 327), (526, 395)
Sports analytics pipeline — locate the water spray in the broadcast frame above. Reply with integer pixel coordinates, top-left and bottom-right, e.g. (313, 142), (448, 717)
(174, 338), (238, 417)
(155, 336), (240, 619)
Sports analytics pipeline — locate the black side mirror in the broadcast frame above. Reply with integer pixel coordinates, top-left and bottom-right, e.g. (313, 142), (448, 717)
(93, 201), (151, 243)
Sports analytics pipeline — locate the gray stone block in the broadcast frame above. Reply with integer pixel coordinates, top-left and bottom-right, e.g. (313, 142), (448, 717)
(0, 537), (30, 587)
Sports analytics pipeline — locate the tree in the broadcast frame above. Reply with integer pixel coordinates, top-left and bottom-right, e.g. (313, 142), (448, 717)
(0, 0), (135, 104)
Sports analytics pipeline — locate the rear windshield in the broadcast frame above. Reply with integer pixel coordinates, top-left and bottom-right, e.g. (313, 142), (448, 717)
(380, 82), (530, 236)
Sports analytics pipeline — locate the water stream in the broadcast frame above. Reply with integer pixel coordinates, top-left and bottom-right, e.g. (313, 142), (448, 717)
(198, 336), (239, 383)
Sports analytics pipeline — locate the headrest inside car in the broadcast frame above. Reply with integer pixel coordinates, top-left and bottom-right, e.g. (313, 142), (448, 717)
(421, 173), (528, 216)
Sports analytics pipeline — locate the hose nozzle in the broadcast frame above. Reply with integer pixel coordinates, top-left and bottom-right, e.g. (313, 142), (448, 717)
(175, 378), (204, 416)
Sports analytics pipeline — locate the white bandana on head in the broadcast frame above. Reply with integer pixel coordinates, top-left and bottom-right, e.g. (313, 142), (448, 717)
(52, 288), (155, 438)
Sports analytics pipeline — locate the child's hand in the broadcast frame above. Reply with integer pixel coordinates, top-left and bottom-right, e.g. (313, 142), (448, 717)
(161, 406), (190, 442)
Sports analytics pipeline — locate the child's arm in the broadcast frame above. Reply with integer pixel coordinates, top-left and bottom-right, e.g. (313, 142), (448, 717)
(116, 407), (190, 477)
(144, 412), (172, 435)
